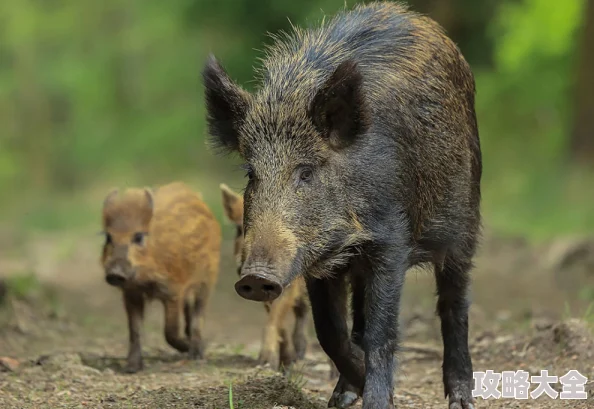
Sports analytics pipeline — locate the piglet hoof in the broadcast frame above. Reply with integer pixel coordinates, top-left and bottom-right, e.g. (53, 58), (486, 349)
(123, 360), (143, 374)
(280, 350), (297, 369)
(294, 344), (306, 360)
(258, 349), (280, 370)
(189, 337), (206, 360)
(189, 344), (205, 360)
(448, 381), (475, 409)
(293, 338), (307, 360)
(328, 376), (361, 408)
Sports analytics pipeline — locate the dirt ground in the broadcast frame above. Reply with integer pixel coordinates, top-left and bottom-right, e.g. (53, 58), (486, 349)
(0, 231), (593, 408)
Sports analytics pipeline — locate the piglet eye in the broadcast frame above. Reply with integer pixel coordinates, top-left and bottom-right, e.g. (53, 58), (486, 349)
(299, 167), (313, 183)
(132, 232), (146, 245)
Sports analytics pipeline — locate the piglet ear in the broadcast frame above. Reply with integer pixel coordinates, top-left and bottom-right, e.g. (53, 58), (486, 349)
(102, 189), (119, 211)
(202, 54), (251, 153)
(220, 183), (244, 226)
(143, 188), (154, 211)
(309, 60), (369, 150)
(142, 187), (155, 224)
(101, 188), (119, 228)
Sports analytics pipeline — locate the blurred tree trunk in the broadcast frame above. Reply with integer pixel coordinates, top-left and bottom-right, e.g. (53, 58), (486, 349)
(414, 0), (459, 34)
(411, 0), (495, 67)
(571, 0), (594, 166)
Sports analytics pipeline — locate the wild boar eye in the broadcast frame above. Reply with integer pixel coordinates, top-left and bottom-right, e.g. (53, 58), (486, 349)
(132, 232), (146, 245)
(104, 233), (112, 245)
(299, 166), (313, 183)
(242, 164), (255, 181)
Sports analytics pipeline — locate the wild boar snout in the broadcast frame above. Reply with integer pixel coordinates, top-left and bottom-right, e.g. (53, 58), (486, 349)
(235, 264), (283, 302)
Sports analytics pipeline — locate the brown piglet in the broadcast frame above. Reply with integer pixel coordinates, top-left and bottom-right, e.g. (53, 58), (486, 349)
(101, 181), (221, 373)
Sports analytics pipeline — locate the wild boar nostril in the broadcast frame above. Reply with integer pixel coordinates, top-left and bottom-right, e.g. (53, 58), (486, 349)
(262, 284), (275, 292)
(235, 274), (283, 302)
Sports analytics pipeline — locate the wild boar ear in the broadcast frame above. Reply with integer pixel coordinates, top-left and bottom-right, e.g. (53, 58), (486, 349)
(220, 183), (244, 226)
(309, 60), (369, 150)
(203, 54), (251, 153)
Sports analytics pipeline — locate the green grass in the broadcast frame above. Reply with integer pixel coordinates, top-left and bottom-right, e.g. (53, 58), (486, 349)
(4, 271), (42, 299)
(228, 382), (235, 409)
(2, 271), (63, 316)
(563, 300), (594, 329)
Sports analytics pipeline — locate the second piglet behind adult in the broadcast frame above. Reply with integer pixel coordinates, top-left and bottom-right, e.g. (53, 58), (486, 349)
(100, 181), (221, 373)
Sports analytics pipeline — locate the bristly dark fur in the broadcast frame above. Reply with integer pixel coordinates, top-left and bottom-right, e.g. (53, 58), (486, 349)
(203, 2), (482, 409)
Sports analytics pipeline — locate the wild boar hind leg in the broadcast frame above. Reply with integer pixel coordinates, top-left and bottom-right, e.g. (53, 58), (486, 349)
(435, 251), (475, 409)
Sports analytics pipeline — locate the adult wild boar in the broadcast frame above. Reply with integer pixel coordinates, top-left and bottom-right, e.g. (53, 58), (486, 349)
(203, 2), (481, 409)
(101, 182), (221, 373)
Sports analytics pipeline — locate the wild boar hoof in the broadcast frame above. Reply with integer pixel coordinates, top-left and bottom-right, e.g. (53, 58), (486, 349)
(450, 401), (474, 409)
(447, 381), (475, 409)
(450, 403), (475, 409)
(329, 376), (361, 408)
(328, 391), (359, 408)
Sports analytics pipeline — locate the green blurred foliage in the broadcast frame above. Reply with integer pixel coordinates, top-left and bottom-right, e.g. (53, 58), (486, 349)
(0, 0), (591, 240)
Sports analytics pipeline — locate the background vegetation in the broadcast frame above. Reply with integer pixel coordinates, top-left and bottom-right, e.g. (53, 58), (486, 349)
(0, 0), (592, 240)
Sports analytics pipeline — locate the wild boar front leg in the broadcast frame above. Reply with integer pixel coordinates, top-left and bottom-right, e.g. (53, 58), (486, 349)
(360, 245), (409, 409)
(328, 273), (366, 408)
(306, 274), (366, 400)
(123, 290), (144, 373)
(163, 297), (190, 353)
